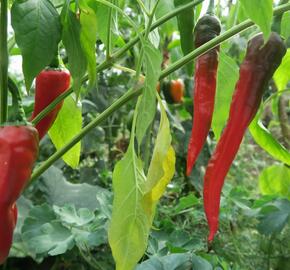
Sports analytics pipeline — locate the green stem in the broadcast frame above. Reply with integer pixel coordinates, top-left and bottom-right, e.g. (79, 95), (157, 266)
(8, 78), (26, 123)
(0, 0), (8, 124)
(29, 86), (142, 185)
(207, 0), (215, 15)
(31, 0), (204, 126)
(28, 2), (290, 182)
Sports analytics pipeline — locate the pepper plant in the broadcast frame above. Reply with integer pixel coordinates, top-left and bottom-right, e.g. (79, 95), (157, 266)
(0, 0), (290, 269)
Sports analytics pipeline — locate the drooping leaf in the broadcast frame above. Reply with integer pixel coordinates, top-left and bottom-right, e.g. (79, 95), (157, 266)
(48, 96), (82, 168)
(144, 0), (160, 48)
(109, 98), (175, 270)
(174, 0), (195, 76)
(259, 165), (290, 200)
(136, 42), (162, 146)
(274, 49), (290, 91)
(249, 111), (290, 165)
(212, 51), (239, 140)
(108, 140), (149, 270)
(61, 2), (87, 98)
(79, 0), (98, 88)
(239, 0), (273, 40)
(11, 0), (61, 91)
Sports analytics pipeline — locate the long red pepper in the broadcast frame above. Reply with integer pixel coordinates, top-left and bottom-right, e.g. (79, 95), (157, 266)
(30, 69), (70, 140)
(0, 125), (39, 264)
(186, 14), (221, 176)
(203, 32), (286, 242)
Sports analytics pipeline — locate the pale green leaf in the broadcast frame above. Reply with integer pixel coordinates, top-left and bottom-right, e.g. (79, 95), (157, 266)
(108, 142), (149, 270)
(249, 111), (290, 165)
(212, 51), (239, 140)
(79, 0), (98, 88)
(259, 165), (290, 200)
(49, 96), (82, 168)
(239, 0), (273, 40)
(274, 49), (290, 91)
(109, 98), (175, 270)
(11, 0), (61, 91)
(281, 11), (290, 40)
(136, 42), (162, 146)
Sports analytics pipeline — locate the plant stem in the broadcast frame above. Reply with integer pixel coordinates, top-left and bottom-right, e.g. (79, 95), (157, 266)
(30, 0), (205, 126)
(207, 0), (215, 15)
(28, 2), (290, 182)
(29, 86), (142, 185)
(0, 0), (8, 124)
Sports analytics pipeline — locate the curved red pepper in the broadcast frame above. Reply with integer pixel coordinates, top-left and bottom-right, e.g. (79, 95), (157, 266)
(30, 69), (71, 140)
(186, 14), (221, 176)
(203, 33), (287, 242)
(0, 125), (39, 264)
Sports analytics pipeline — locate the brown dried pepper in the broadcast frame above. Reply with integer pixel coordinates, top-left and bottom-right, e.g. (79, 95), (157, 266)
(203, 32), (286, 242)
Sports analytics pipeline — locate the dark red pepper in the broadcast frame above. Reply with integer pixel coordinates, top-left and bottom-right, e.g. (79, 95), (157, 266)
(203, 32), (286, 242)
(0, 125), (39, 264)
(186, 14), (221, 176)
(30, 69), (71, 140)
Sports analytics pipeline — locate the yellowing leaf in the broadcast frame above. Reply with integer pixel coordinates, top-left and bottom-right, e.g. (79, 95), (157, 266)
(108, 142), (149, 270)
(109, 97), (176, 270)
(49, 96), (82, 168)
(274, 49), (290, 91)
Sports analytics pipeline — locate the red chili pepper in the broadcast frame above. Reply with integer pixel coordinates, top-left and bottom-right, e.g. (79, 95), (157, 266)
(0, 125), (39, 264)
(203, 33), (286, 242)
(30, 69), (71, 140)
(186, 14), (221, 176)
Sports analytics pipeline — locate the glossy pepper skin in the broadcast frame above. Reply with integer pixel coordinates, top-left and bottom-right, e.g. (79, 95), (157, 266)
(186, 15), (221, 176)
(203, 33), (286, 242)
(30, 69), (70, 140)
(0, 126), (39, 264)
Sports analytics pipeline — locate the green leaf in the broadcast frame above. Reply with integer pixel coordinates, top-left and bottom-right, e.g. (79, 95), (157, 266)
(274, 49), (290, 91)
(136, 253), (212, 270)
(53, 205), (95, 227)
(61, 3), (87, 98)
(136, 42), (162, 146)
(258, 199), (290, 235)
(239, 0), (273, 40)
(79, 0), (98, 88)
(39, 166), (110, 211)
(259, 165), (290, 200)
(212, 51), (239, 140)
(11, 0), (61, 91)
(155, 0), (176, 36)
(281, 11), (290, 40)
(249, 111), (290, 165)
(109, 98), (175, 270)
(48, 96), (82, 168)
(174, 0), (194, 76)
(90, 0), (120, 49)
(22, 204), (75, 256)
